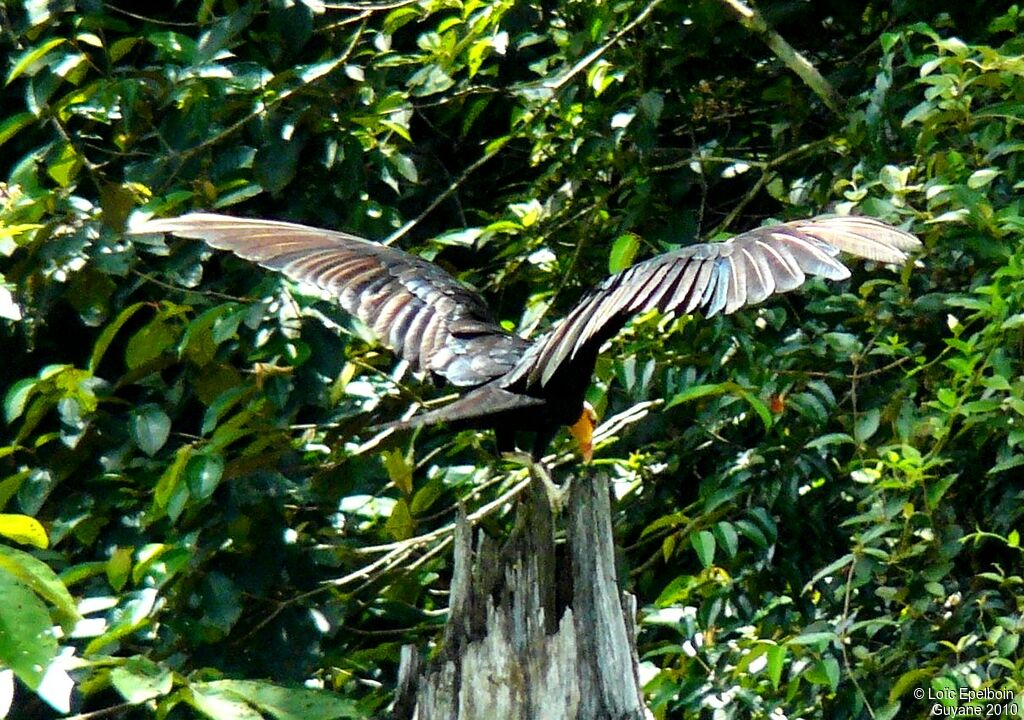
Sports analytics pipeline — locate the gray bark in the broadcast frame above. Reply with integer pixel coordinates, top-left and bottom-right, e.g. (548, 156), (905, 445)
(393, 474), (648, 720)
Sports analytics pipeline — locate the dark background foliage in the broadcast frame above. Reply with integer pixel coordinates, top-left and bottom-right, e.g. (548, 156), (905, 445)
(1, 0), (1022, 718)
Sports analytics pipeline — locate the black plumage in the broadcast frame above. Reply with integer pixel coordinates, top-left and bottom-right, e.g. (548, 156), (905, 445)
(132, 213), (920, 458)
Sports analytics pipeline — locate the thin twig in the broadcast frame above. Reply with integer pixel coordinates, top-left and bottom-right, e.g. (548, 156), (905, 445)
(840, 553), (876, 718)
(102, 3), (196, 26)
(774, 356), (910, 382)
(708, 138), (831, 236)
(323, 0), (420, 10)
(66, 702), (137, 720)
(542, 0), (664, 92)
(131, 268), (253, 303)
(385, 142), (504, 246)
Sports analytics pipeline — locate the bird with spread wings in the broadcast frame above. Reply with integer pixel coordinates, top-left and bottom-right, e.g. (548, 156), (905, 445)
(132, 214), (920, 462)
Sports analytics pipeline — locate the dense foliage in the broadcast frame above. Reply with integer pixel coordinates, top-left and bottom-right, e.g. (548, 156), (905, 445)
(1, 0), (1023, 718)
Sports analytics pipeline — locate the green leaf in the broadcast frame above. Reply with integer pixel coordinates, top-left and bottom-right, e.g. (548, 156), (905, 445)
(853, 408), (881, 443)
(889, 668), (932, 701)
(410, 478), (445, 515)
(0, 470), (29, 514)
(433, 227), (484, 247)
(191, 683), (265, 720)
(131, 405), (171, 456)
(936, 387), (957, 407)
(0, 514), (49, 549)
(712, 522), (739, 559)
(0, 570), (57, 691)
(735, 387), (773, 430)
(185, 453), (224, 500)
(153, 446), (192, 514)
(987, 455), (1024, 475)
(691, 530), (715, 568)
(126, 318), (179, 369)
(408, 64), (454, 96)
(193, 680), (363, 720)
(255, 138), (301, 194)
(766, 644), (785, 688)
(60, 562), (107, 587)
(146, 31), (197, 62)
(925, 473), (958, 508)
(6, 38), (66, 84)
(382, 449), (413, 496)
(734, 519), (768, 549)
(804, 553), (855, 591)
(385, 498), (414, 541)
(665, 383), (728, 410)
(389, 152), (418, 184)
(110, 657), (174, 704)
(89, 302), (147, 372)
(803, 656), (840, 690)
(0, 545), (80, 629)
(880, 31), (900, 53)
(0, 112), (34, 149)
(805, 432), (855, 449)
(967, 168), (1000, 189)
(640, 511), (688, 539)
(46, 142), (82, 187)
(201, 386), (251, 435)
(4, 378), (37, 423)
(608, 233), (640, 274)
(787, 631), (838, 647)
(106, 546), (133, 592)
(875, 703), (902, 720)
(653, 575), (692, 607)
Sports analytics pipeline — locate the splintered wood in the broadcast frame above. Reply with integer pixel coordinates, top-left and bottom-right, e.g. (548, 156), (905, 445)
(393, 476), (649, 720)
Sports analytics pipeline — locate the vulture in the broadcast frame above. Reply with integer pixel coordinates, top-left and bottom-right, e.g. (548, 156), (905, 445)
(132, 213), (919, 460)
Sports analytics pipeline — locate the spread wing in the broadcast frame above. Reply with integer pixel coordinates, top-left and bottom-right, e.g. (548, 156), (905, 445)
(509, 216), (921, 388)
(131, 213), (529, 386)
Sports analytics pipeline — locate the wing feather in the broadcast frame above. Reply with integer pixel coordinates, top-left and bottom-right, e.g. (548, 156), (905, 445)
(507, 215), (920, 390)
(682, 259), (715, 313)
(131, 213), (529, 386)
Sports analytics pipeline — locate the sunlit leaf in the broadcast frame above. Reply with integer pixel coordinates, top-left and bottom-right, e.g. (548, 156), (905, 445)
(608, 233), (639, 274)
(385, 498), (414, 541)
(6, 38), (66, 84)
(0, 514), (48, 549)
(192, 680), (363, 720)
(0, 571), (56, 691)
(0, 545), (80, 628)
(110, 657), (174, 704)
(185, 453), (224, 500)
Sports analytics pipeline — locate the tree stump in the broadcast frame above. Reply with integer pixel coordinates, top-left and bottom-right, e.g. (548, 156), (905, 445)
(393, 473), (648, 720)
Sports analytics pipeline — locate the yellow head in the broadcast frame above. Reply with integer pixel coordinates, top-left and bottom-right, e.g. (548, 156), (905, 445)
(569, 401), (598, 463)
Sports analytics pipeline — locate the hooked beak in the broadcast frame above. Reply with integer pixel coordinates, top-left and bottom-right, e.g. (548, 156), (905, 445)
(569, 401), (598, 463)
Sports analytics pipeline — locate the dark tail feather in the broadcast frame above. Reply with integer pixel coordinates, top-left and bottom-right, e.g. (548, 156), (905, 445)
(373, 385), (546, 434)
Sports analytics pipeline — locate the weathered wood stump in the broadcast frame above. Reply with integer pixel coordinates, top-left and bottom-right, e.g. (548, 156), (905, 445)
(393, 473), (648, 720)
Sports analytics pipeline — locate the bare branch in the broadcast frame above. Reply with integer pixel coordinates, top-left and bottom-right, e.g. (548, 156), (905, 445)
(719, 0), (845, 114)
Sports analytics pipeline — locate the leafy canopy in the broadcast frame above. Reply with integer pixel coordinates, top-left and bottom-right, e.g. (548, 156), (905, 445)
(0, 1), (1023, 719)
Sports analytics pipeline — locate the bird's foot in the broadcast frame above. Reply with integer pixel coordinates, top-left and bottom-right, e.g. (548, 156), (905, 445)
(500, 450), (535, 467)
(532, 461), (571, 514)
(501, 452), (570, 513)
